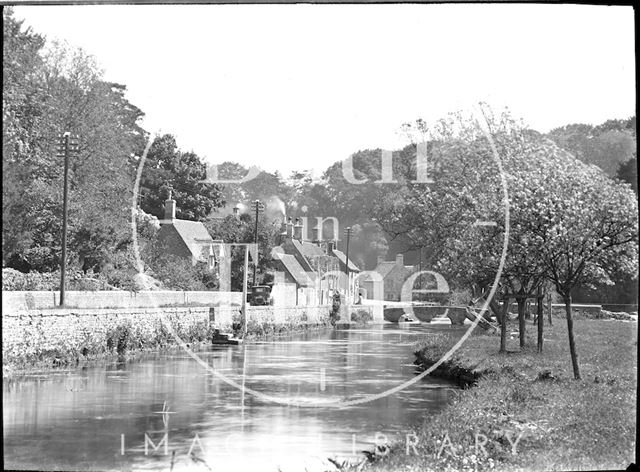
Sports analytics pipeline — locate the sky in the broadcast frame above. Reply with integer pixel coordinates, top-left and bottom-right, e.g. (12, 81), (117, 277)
(12, 4), (636, 176)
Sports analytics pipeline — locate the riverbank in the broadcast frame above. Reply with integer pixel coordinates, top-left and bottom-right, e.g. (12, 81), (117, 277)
(2, 305), (332, 379)
(364, 318), (637, 471)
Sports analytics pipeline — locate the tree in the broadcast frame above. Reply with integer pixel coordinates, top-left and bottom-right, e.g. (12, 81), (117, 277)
(373, 109), (530, 318)
(616, 157), (638, 194)
(530, 156), (638, 379)
(373, 106), (632, 364)
(139, 134), (224, 221)
(3, 16), (146, 272)
(204, 214), (280, 291)
(547, 118), (636, 177)
(347, 222), (389, 270)
(3, 8), (48, 266)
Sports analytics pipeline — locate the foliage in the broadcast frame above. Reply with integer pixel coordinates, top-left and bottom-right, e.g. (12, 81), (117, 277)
(139, 134), (224, 221)
(350, 308), (373, 324)
(447, 288), (473, 306)
(347, 221), (389, 270)
(373, 107), (638, 367)
(528, 156), (638, 297)
(3, 10), (145, 273)
(616, 157), (638, 194)
(373, 108), (550, 296)
(546, 117), (636, 177)
(205, 213), (280, 291)
(3, 313), (216, 373)
(1, 267), (114, 291)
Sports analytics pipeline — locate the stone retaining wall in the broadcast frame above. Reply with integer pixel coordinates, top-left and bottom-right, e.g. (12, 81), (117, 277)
(2, 305), (331, 371)
(550, 304), (602, 318)
(507, 302), (602, 318)
(2, 290), (242, 312)
(2, 307), (212, 368)
(209, 305), (331, 330)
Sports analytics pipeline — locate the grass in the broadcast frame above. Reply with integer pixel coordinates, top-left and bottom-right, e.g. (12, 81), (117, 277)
(363, 318), (637, 472)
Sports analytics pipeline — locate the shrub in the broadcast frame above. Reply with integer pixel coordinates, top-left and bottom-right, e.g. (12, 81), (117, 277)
(351, 308), (373, 324)
(2, 268), (114, 291)
(448, 288), (473, 306)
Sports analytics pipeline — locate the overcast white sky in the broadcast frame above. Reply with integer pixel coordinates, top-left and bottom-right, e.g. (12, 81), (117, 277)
(13, 4), (636, 176)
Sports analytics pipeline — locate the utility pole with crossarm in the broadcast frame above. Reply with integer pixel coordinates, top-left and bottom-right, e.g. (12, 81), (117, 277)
(343, 226), (352, 302)
(250, 200), (265, 286)
(56, 132), (79, 306)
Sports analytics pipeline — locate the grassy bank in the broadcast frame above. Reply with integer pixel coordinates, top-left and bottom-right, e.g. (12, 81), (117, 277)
(365, 319), (637, 471)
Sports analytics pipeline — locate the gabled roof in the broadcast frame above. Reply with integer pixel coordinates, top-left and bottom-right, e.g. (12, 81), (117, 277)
(160, 219), (214, 261)
(373, 261), (415, 279)
(373, 261), (396, 279)
(331, 249), (360, 272)
(273, 252), (315, 287)
(290, 239), (325, 258)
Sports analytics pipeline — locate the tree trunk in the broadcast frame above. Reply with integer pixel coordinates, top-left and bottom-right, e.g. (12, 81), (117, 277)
(537, 291), (544, 353)
(547, 294), (553, 326)
(488, 297), (502, 321)
(564, 293), (581, 380)
(517, 297), (526, 349)
(500, 297), (509, 353)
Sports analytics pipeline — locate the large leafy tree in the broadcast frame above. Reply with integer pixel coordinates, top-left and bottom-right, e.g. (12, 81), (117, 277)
(347, 221), (389, 270)
(139, 134), (224, 221)
(3, 9), (48, 266)
(3, 11), (146, 272)
(529, 156), (638, 379)
(547, 118), (636, 177)
(375, 110), (554, 345)
(374, 107), (638, 378)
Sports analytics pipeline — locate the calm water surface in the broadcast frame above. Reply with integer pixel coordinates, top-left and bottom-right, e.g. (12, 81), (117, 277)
(3, 324), (463, 471)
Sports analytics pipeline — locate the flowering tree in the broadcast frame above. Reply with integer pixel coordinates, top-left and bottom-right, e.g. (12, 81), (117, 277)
(375, 109), (552, 349)
(375, 107), (638, 377)
(527, 152), (638, 379)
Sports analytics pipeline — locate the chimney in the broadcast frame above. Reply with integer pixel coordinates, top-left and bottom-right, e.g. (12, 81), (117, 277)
(286, 217), (294, 238)
(294, 218), (303, 241)
(164, 190), (176, 221)
(327, 240), (336, 254)
(232, 204), (240, 219)
(396, 253), (404, 266)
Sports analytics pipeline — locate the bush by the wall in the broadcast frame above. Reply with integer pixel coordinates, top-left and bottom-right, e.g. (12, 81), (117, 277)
(2, 268), (114, 291)
(351, 308), (373, 324)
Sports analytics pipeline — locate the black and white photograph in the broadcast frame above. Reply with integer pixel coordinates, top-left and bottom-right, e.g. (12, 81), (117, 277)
(2, 3), (637, 471)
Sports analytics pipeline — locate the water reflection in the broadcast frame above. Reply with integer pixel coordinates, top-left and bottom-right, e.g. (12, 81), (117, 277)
(3, 324), (461, 471)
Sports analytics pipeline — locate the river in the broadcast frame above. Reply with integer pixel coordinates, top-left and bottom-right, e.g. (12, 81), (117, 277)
(3, 324), (462, 471)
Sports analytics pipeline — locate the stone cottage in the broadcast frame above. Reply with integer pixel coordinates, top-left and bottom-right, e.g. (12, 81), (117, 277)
(157, 193), (218, 267)
(371, 253), (416, 301)
(272, 217), (361, 305)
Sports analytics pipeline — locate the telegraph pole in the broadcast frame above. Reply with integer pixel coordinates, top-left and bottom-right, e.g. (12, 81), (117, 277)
(242, 245), (249, 335)
(418, 246), (423, 291)
(343, 226), (352, 302)
(250, 200), (264, 286)
(57, 132), (78, 306)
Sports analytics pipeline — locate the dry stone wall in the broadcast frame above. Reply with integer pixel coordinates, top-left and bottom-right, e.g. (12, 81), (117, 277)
(2, 290), (242, 312)
(2, 305), (332, 371)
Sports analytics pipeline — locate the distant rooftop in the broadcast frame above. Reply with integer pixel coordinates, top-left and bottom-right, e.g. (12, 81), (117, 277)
(332, 249), (360, 272)
(273, 252), (315, 287)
